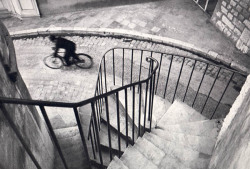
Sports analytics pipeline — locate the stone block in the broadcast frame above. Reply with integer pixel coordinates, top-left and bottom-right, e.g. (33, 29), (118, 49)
(227, 13), (234, 20)
(233, 27), (241, 37)
(232, 9), (239, 16)
(222, 15), (235, 30)
(230, 0), (237, 7)
(244, 19), (250, 29)
(227, 4), (232, 10)
(224, 27), (232, 37)
(240, 28), (250, 44)
(239, 1), (248, 8)
(222, 1), (227, 6)
(221, 6), (228, 14)
(238, 14), (245, 21)
(216, 11), (222, 18)
(242, 9), (250, 19)
(231, 34), (239, 42)
(216, 20), (226, 31)
(208, 50), (219, 60)
(236, 39), (249, 54)
(233, 18), (245, 31)
(216, 54), (233, 66)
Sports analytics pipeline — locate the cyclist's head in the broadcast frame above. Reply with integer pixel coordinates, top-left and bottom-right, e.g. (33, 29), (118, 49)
(49, 35), (56, 42)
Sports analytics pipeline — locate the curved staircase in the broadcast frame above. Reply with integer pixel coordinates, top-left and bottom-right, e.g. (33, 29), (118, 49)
(107, 99), (222, 169)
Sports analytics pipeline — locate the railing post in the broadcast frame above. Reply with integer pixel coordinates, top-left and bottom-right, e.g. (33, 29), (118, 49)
(91, 102), (104, 168)
(39, 106), (68, 169)
(104, 96), (113, 161)
(73, 107), (91, 169)
(124, 88), (129, 147)
(115, 92), (121, 157)
(211, 72), (235, 119)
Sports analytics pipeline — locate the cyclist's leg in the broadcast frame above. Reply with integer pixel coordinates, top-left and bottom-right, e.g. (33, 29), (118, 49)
(64, 50), (71, 65)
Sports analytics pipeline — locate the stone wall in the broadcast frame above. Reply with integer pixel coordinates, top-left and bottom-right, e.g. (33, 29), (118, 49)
(0, 21), (55, 169)
(208, 74), (250, 169)
(211, 0), (250, 55)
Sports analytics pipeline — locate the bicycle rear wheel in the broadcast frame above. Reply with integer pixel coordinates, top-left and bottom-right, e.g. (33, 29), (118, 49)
(44, 55), (63, 69)
(75, 53), (93, 69)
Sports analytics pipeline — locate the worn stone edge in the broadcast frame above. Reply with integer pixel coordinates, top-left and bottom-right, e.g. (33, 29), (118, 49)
(9, 27), (249, 75)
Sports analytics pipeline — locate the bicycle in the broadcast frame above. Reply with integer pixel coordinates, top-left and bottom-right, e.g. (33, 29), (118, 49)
(44, 50), (93, 69)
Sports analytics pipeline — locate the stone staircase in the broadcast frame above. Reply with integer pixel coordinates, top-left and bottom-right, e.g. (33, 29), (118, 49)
(107, 100), (222, 169)
(0, 9), (12, 19)
(50, 86), (222, 169)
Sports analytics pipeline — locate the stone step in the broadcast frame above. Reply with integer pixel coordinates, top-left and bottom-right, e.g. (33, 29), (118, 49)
(144, 132), (211, 169)
(151, 94), (172, 123)
(101, 94), (139, 141)
(107, 156), (129, 169)
(111, 86), (154, 130)
(120, 146), (158, 169)
(157, 100), (207, 126)
(133, 137), (165, 166)
(53, 128), (89, 169)
(0, 9), (12, 19)
(161, 119), (223, 138)
(99, 123), (128, 153)
(159, 154), (192, 169)
(151, 129), (216, 155)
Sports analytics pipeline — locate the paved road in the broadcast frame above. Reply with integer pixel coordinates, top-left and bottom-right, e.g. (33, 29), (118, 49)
(3, 0), (250, 74)
(14, 35), (245, 119)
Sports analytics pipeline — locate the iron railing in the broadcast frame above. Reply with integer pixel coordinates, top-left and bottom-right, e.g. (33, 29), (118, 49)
(88, 48), (159, 167)
(87, 47), (247, 168)
(0, 47), (159, 169)
(0, 47), (247, 169)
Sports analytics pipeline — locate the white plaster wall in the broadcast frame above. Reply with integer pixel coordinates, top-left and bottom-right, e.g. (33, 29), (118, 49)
(209, 75), (250, 169)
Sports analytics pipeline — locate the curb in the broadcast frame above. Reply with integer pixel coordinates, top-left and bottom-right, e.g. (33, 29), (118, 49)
(10, 27), (249, 75)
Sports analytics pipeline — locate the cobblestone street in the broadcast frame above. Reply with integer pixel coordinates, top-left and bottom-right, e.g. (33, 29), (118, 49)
(14, 35), (246, 120)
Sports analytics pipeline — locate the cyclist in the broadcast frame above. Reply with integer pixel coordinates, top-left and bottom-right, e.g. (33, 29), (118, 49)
(49, 35), (80, 66)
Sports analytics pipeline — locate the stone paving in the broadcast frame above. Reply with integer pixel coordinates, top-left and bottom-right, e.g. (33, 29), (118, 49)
(13, 35), (246, 119)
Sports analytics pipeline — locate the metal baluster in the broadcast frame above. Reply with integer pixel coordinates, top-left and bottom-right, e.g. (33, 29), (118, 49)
(138, 83), (142, 137)
(125, 88), (129, 147)
(131, 49), (134, 84)
(172, 57), (185, 102)
(192, 63), (208, 107)
(116, 92), (121, 157)
(103, 57), (107, 93)
(148, 60), (153, 121)
(183, 60), (197, 102)
(89, 124), (96, 159)
(104, 96), (112, 161)
(91, 116), (98, 153)
(113, 49), (115, 85)
(73, 107), (91, 168)
(144, 81), (149, 133)
(39, 106), (68, 169)
(150, 70), (156, 131)
(139, 50), (143, 82)
(155, 53), (163, 94)
(122, 48), (125, 86)
(201, 67), (221, 114)
(0, 104), (42, 169)
(211, 72), (235, 119)
(91, 102), (103, 168)
(163, 55), (173, 98)
(132, 85), (135, 143)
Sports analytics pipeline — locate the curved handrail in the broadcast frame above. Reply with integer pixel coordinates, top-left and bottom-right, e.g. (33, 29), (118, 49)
(0, 57), (159, 108)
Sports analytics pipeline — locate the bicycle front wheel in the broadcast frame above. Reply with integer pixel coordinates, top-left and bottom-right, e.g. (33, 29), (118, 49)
(75, 53), (93, 69)
(44, 55), (63, 69)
